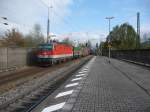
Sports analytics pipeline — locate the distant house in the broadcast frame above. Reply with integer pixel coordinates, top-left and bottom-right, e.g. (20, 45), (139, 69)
(142, 40), (150, 45)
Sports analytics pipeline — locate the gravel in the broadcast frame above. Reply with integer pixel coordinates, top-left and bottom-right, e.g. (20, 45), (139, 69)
(0, 57), (91, 108)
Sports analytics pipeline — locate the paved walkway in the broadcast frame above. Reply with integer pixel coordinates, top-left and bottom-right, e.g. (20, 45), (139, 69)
(32, 56), (150, 112)
(62, 56), (150, 112)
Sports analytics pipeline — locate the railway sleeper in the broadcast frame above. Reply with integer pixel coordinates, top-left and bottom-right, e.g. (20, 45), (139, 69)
(6, 104), (27, 112)
(22, 102), (36, 109)
(9, 103), (26, 110)
(12, 108), (27, 112)
(25, 96), (39, 101)
(21, 99), (36, 104)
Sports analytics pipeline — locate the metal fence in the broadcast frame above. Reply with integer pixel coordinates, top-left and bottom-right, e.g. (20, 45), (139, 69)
(0, 47), (37, 72)
(103, 49), (150, 65)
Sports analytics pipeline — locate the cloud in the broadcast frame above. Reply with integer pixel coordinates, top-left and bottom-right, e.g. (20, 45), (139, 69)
(0, 0), (74, 35)
(42, 0), (73, 21)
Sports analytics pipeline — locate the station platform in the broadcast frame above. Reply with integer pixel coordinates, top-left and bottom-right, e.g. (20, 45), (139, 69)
(32, 56), (150, 112)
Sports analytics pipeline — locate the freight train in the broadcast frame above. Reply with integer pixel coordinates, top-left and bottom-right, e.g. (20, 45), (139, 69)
(37, 42), (91, 65)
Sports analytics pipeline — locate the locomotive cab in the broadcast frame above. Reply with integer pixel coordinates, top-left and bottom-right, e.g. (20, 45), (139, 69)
(37, 44), (53, 64)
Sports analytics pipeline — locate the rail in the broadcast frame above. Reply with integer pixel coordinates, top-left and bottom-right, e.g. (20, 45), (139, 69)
(102, 49), (150, 67)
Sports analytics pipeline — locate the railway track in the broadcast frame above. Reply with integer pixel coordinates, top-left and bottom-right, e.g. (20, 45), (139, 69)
(0, 67), (44, 85)
(0, 66), (63, 94)
(0, 58), (85, 94)
(0, 56), (92, 112)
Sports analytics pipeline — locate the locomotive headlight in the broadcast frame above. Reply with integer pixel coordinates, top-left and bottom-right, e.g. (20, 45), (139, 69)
(43, 52), (47, 55)
(38, 54), (49, 58)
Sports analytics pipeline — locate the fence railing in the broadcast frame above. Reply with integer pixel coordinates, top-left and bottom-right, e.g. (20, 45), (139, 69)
(102, 49), (150, 65)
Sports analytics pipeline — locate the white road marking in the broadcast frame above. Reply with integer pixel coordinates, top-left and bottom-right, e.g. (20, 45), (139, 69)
(71, 77), (83, 81)
(79, 71), (87, 74)
(65, 83), (79, 88)
(81, 70), (88, 72)
(80, 69), (88, 72)
(76, 74), (87, 77)
(55, 90), (74, 98)
(102, 62), (106, 65)
(41, 102), (66, 112)
(83, 68), (88, 70)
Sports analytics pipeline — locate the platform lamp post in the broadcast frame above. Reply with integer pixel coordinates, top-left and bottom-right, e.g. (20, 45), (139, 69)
(0, 22), (8, 25)
(0, 17), (8, 25)
(47, 6), (53, 43)
(0, 17), (9, 70)
(105, 17), (114, 62)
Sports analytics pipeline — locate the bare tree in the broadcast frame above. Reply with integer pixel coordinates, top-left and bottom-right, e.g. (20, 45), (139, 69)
(2, 28), (25, 47)
(25, 24), (45, 47)
(61, 38), (74, 46)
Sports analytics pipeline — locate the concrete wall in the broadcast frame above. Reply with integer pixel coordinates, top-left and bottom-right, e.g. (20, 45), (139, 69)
(0, 47), (37, 72)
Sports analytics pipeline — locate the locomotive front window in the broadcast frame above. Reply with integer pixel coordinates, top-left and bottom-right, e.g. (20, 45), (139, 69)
(38, 45), (53, 50)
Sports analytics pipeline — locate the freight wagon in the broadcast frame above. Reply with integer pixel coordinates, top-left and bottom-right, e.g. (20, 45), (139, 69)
(73, 47), (81, 59)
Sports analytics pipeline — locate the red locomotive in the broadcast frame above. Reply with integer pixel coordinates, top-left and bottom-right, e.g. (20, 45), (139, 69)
(37, 42), (73, 64)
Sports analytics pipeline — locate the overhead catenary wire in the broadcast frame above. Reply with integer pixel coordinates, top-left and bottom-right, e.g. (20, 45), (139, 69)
(38, 0), (77, 33)
(0, 17), (35, 33)
(1, 0), (77, 36)
(52, 10), (75, 31)
(53, 1), (78, 32)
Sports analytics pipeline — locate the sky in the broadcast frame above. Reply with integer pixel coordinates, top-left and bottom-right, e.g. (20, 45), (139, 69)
(0, 0), (150, 44)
